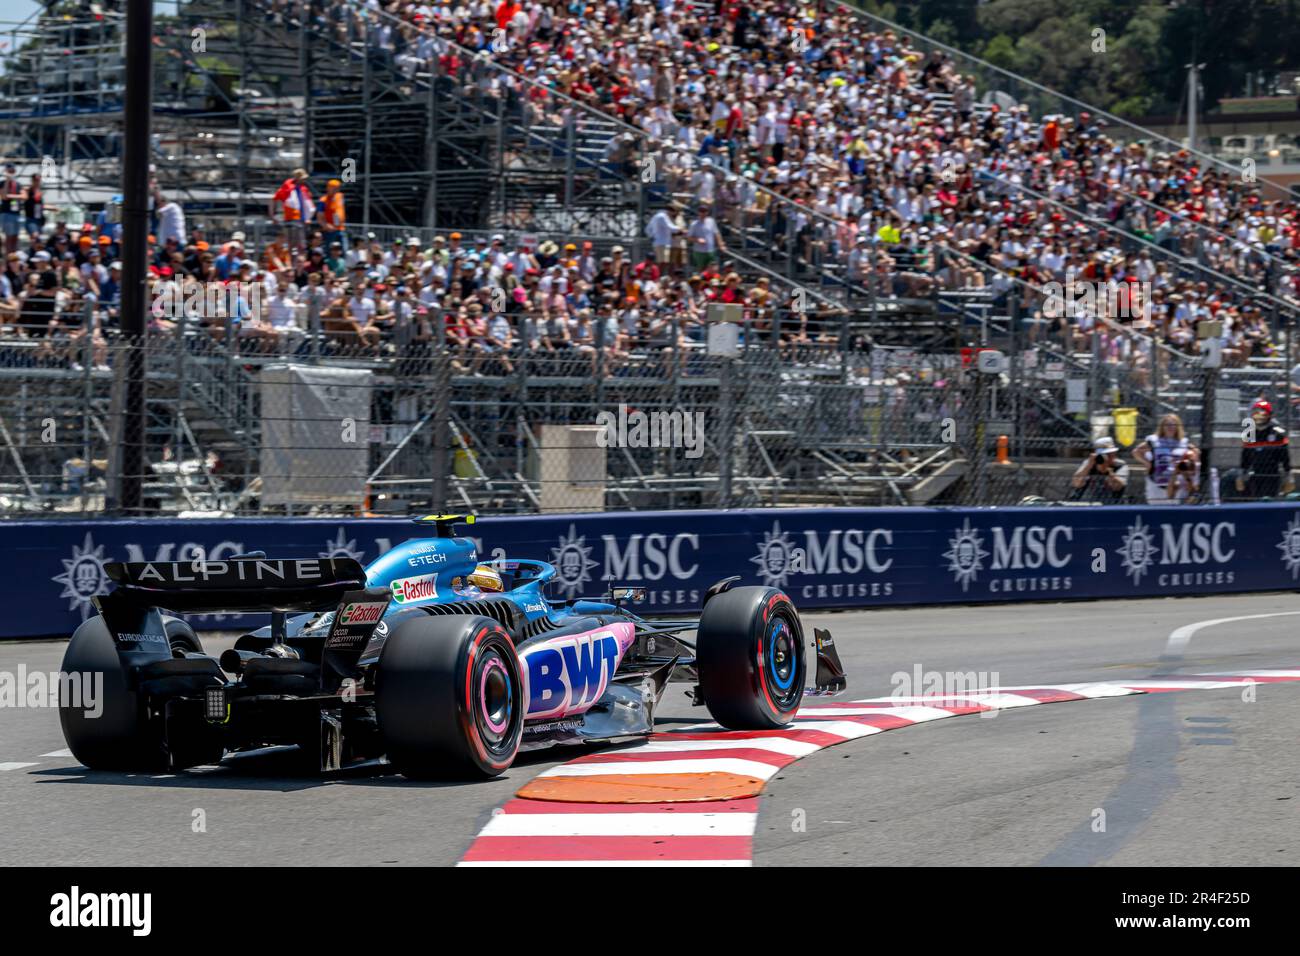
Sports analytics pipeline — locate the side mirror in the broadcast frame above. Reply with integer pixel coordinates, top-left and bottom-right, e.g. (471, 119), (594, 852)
(609, 586), (646, 604)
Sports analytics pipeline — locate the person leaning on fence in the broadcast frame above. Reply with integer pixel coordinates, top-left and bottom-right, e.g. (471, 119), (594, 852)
(1236, 400), (1292, 499)
(1133, 413), (1199, 504)
(1070, 437), (1130, 503)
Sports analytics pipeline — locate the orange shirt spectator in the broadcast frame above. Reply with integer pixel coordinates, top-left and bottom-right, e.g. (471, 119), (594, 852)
(1043, 119), (1060, 151)
(320, 181), (346, 232)
(495, 1), (520, 31)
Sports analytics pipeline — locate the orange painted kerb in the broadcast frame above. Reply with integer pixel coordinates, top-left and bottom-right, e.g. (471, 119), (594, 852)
(517, 771), (766, 803)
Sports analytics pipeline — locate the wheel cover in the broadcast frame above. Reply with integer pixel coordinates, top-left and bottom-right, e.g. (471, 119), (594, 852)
(472, 643), (517, 758)
(760, 615), (801, 712)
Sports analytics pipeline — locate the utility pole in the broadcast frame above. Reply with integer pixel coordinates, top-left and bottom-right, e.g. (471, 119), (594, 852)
(1186, 61), (1205, 152)
(113, 0), (153, 514)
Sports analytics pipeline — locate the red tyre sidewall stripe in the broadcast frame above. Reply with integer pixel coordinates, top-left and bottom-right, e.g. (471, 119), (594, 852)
(464, 627), (515, 771)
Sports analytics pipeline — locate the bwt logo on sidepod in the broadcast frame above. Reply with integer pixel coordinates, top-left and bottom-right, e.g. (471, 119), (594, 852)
(522, 627), (630, 718)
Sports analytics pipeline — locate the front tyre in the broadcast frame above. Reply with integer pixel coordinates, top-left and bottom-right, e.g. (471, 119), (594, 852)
(696, 587), (806, 730)
(376, 615), (524, 779)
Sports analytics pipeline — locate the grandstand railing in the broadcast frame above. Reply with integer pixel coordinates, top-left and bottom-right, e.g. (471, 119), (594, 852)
(0, 301), (1165, 516)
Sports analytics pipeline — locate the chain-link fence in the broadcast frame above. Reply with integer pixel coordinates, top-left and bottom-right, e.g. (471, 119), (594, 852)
(4, 298), (1284, 517)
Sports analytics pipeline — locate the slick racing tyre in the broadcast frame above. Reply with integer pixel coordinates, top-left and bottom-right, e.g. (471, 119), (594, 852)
(59, 617), (164, 771)
(376, 614), (525, 779)
(696, 586), (806, 730)
(163, 616), (203, 657)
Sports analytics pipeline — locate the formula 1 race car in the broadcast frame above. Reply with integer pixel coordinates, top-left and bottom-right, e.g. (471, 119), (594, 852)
(59, 515), (846, 778)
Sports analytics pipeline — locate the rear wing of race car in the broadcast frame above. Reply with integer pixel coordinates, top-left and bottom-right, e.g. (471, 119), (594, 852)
(98, 557), (369, 615)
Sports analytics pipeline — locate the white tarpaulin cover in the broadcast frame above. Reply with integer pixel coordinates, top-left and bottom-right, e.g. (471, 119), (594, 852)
(259, 364), (372, 506)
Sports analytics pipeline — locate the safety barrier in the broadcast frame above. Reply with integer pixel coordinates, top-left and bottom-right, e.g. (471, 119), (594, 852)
(6, 503), (1300, 638)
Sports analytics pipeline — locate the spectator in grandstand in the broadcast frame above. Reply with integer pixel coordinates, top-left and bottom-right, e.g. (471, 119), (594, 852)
(645, 207), (679, 265)
(1235, 399), (1292, 499)
(22, 172), (46, 242)
(154, 190), (186, 247)
(1133, 414), (1199, 504)
(0, 164), (21, 254)
(687, 204), (726, 269)
(334, 280), (381, 348)
(323, 240), (347, 277)
(319, 179), (347, 250)
(0, 256), (17, 324)
(16, 268), (62, 340)
(1070, 436), (1130, 503)
(99, 260), (121, 327)
(270, 168), (315, 254)
(213, 238), (244, 280)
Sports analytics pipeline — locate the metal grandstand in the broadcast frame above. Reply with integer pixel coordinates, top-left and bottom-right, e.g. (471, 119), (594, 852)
(0, 0), (1290, 516)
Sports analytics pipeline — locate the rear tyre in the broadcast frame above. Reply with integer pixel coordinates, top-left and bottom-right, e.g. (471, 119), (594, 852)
(376, 614), (524, 779)
(163, 616), (203, 657)
(696, 586), (806, 730)
(59, 617), (165, 771)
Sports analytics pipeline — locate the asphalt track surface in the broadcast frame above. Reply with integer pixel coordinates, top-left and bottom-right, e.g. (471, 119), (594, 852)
(2, 592), (1298, 866)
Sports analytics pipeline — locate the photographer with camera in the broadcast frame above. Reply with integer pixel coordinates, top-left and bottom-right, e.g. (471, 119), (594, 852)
(1070, 436), (1130, 503)
(1133, 413), (1199, 504)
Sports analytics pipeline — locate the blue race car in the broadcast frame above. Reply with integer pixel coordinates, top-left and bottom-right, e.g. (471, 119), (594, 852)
(59, 515), (845, 778)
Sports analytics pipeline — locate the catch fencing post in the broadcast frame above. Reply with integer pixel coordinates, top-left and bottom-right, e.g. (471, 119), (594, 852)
(719, 356), (734, 509)
(431, 307), (448, 510)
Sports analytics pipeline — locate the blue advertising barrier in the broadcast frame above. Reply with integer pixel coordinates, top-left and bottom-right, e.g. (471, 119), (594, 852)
(5, 503), (1300, 638)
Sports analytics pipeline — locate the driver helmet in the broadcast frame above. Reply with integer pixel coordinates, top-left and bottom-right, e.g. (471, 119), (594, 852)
(467, 563), (503, 592)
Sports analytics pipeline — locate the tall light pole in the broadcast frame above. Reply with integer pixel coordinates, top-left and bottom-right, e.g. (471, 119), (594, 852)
(113, 0), (153, 513)
(1185, 61), (1205, 151)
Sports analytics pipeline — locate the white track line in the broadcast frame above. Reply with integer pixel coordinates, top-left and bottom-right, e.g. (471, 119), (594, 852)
(1165, 611), (1300, 656)
(539, 757), (783, 779)
(604, 737), (821, 757)
(479, 812), (758, 837)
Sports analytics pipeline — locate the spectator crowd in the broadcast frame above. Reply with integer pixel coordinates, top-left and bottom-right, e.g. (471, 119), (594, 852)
(9, 0), (1300, 381)
(274, 0), (1300, 370)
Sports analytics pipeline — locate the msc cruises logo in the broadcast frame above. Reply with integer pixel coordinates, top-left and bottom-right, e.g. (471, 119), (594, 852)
(1278, 514), (1300, 579)
(551, 524), (598, 597)
(319, 527), (365, 561)
(751, 521), (799, 589)
(52, 532), (112, 619)
(1117, 517), (1158, 584)
(943, 519), (988, 591)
